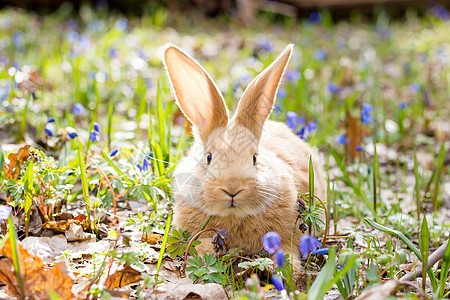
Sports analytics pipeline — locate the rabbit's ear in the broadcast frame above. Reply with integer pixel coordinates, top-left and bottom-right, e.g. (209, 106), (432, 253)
(235, 44), (293, 139)
(164, 44), (228, 145)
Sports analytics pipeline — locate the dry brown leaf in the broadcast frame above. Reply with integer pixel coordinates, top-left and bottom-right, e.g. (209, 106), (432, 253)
(105, 263), (142, 289)
(0, 239), (73, 299)
(141, 233), (164, 245)
(3, 145), (31, 180)
(42, 219), (89, 233)
(355, 279), (401, 300)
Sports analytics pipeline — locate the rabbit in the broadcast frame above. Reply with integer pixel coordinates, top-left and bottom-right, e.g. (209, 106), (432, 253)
(163, 43), (327, 258)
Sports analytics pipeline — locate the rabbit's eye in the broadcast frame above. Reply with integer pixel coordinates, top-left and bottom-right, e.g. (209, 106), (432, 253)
(206, 153), (212, 165)
(253, 154), (257, 166)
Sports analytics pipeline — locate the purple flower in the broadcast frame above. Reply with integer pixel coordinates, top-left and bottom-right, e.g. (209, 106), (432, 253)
(147, 152), (154, 159)
(257, 36), (273, 52)
(277, 88), (287, 99)
(45, 128), (54, 137)
(308, 11), (322, 24)
(409, 83), (420, 94)
(276, 250), (285, 267)
(430, 5), (450, 20)
(110, 149), (119, 157)
(114, 18), (128, 32)
(90, 130), (101, 143)
(327, 82), (340, 94)
(73, 103), (85, 115)
(399, 102), (407, 110)
(356, 145), (363, 152)
(299, 235), (322, 259)
(262, 231), (281, 254)
(272, 275), (285, 291)
(296, 127), (305, 140)
(93, 122), (101, 133)
(137, 163), (142, 172)
(284, 70), (300, 82)
(142, 158), (151, 172)
(336, 134), (349, 145)
(306, 121), (318, 133)
(109, 47), (118, 59)
(47, 117), (55, 123)
(0, 205), (12, 220)
(68, 132), (78, 139)
(314, 49), (327, 61)
(286, 112), (305, 130)
(361, 103), (374, 124)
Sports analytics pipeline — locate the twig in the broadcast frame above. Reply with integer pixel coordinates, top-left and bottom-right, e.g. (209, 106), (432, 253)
(400, 240), (449, 282)
(89, 158), (118, 224)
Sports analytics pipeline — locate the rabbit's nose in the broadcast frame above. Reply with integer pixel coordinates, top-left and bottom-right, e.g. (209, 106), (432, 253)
(221, 189), (242, 199)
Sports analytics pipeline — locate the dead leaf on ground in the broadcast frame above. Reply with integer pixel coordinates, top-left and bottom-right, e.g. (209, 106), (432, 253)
(144, 282), (227, 300)
(105, 263), (143, 289)
(0, 239), (73, 299)
(42, 219), (90, 233)
(355, 279), (401, 300)
(3, 145), (30, 180)
(141, 233), (164, 244)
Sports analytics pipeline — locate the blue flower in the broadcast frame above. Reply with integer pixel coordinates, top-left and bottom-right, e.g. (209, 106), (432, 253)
(68, 132), (78, 139)
(93, 122), (101, 133)
(356, 145), (363, 152)
(336, 134), (349, 145)
(12, 31), (24, 48)
(110, 149), (119, 157)
(312, 248), (329, 255)
(114, 17), (128, 32)
(262, 231), (281, 255)
(314, 49), (327, 61)
(90, 130), (101, 143)
(308, 11), (322, 24)
(0, 205), (12, 220)
(109, 47), (118, 59)
(257, 36), (273, 52)
(147, 152), (154, 159)
(306, 121), (318, 133)
(430, 5), (450, 20)
(286, 112), (305, 130)
(361, 103), (374, 124)
(45, 128), (54, 137)
(409, 83), (420, 94)
(399, 102), (407, 110)
(137, 163), (142, 172)
(277, 88), (287, 99)
(327, 82), (340, 94)
(284, 70), (300, 82)
(47, 117), (55, 123)
(145, 78), (153, 89)
(296, 127), (305, 140)
(275, 250), (285, 267)
(299, 235), (322, 259)
(271, 275), (285, 291)
(142, 158), (151, 172)
(73, 103), (85, 115)
(0, 84), (11, 101)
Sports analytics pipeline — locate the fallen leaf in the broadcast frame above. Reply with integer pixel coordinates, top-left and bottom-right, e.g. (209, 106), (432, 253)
(144, 282), (228, 300)
(355, 279), (401, 300)
(105, 263), (142, 289)
(42, 219), (90, 233)
(3, 145), (31, 180)
(141, 233), (164, 245)
(0, 239), (73, 299)
(65, 222), (95, 242)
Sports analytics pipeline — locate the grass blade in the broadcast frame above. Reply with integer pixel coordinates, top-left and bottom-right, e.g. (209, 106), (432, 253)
(77, 146), (92, 228)
(23, 160), (33, 237)
(307, 247), (336, 300)
(414, 148), (421, 220)
(432, 143), (445, 212)
(420, 215), (430, 291)
(156, 212), (173, 281)
(101, 150), (124, 176)
(8, 216), (25, 299)
(439, 239), (450, 298)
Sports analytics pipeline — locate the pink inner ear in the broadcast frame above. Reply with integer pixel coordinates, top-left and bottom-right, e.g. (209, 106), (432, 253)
(164, 45), (228, 145)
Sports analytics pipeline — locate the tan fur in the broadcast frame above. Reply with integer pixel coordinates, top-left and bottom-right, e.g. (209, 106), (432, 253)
(164, 44), (327, 258)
